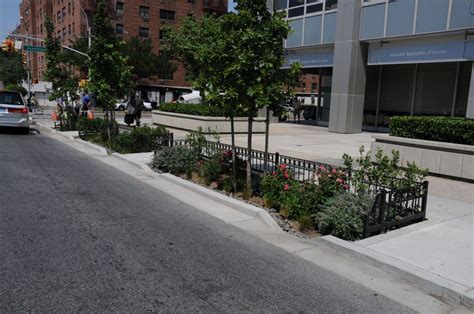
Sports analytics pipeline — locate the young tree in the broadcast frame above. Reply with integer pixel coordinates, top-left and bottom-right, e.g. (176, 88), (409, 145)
(217, 0), (300, 197)
(168, 1), (300, 196)
(87, 0), (132, 139)
(44, 17), (80, 105)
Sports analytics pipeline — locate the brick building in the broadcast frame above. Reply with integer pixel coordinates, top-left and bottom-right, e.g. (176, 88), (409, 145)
(15, 0), (227, 103)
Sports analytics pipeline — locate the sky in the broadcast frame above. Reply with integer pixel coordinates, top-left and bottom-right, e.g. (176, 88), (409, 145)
(0, 0), (21, 40)
(0, 0), (236, 40)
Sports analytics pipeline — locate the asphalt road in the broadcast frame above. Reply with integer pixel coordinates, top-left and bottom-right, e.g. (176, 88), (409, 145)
(0, 128), (413, 313)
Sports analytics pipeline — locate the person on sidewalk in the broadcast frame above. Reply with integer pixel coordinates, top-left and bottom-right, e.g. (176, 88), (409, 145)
(81, 94), (91, 118)
(127, 92), (144, 127)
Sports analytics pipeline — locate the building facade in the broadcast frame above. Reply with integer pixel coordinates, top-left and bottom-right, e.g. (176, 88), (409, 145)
(272, 0), (474, 133)
(15, 0), (226, 103)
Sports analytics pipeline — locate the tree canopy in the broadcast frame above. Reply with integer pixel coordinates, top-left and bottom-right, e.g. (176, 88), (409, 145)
(0, 49), (27, 86)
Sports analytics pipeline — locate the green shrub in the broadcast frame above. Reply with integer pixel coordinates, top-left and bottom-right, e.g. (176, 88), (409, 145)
(390, 116), (474, 145)
(343, 146), (427, 192)
(260, 164), (302, 218)
(110, 126), (168, 154)
(200, 157), (222, 185)
(77, 117), (117, 141)
(151, 145), (198, 177)
(315, 192), (374, 241)
(159, 103), (245, 117)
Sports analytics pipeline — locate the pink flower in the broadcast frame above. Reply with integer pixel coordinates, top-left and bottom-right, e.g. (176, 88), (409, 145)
(283, 184), (290, 191)
(284, 172), (289, 179)
(319, 165), (326, 171)
(331, 168), (337, 174)
(336, 178), (344, 184)
(343, 184), (349, 190)
(280, 164), (288, 170)
(272, 171), (277, 176)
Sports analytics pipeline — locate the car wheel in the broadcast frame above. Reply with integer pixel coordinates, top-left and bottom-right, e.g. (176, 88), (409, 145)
(119, 105), (125, 111)
(20, 127), (30, 135)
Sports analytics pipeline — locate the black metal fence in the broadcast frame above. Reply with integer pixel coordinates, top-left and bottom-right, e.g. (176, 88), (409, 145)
(167, 138), (429, 238)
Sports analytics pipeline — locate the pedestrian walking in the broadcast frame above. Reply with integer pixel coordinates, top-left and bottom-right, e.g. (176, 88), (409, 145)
(81, 94), (90, 118)
(293, 97), (302, 124)
(126, 92), (144, 127)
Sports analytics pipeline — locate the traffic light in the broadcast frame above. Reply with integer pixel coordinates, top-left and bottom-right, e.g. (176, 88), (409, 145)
(2, 39), (14, 53)
(22, 51), (27, 65)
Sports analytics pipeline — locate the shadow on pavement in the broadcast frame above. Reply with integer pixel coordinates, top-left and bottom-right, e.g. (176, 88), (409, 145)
(0, 127), (40, 136)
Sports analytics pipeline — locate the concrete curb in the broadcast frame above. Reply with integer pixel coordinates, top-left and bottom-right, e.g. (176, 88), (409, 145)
(158, 173), (281, 231)
(318, 236), (474, 308)
(75, 139), (108, 156)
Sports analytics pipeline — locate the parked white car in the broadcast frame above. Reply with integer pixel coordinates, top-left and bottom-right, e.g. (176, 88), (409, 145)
(177, 91), (202, 104)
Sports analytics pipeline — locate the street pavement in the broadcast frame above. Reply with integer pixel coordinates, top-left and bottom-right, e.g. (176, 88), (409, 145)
(0, 128), (413, 312)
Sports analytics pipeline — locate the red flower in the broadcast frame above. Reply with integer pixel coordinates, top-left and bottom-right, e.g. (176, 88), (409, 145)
(280, 164), (288, 170)
(284, 172), (289, 179)
(319, 165), (326, 171)
(336, 178), (344, 184)
(283, 184), (290, 191)
(343, 184), (349, 190)
(271, 171), (277, 176)
(331, 168), (337, 174)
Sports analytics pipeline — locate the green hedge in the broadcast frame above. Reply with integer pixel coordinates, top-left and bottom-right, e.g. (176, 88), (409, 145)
(390, 116), (474, 145)
(159, 102), (245, 117)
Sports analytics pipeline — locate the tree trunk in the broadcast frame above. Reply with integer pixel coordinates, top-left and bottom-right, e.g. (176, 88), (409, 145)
(263, 106), (270, 176)
(245, 115), (253, 199)
(230, 114), (237, 193)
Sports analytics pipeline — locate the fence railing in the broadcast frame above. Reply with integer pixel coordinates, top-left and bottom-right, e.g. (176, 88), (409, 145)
(167, 138), (429, 238)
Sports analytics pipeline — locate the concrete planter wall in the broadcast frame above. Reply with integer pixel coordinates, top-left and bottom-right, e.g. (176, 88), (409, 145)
(371, 135), (474, 181)
(152, 110), (266, 134)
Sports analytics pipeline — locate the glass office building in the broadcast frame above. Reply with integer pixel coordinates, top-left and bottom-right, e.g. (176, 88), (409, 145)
(273, 0), (474, 133)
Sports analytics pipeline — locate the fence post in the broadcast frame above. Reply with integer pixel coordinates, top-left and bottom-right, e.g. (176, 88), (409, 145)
(378, 190), (387, 233)
(274, 152), (279, 169)
(421, 180), (429, 220)
(170, 132), (174, 146)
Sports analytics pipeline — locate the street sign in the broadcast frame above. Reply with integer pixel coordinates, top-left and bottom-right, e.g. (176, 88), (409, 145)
(14, 40), (22, 50)
(24, 45), (46, 52)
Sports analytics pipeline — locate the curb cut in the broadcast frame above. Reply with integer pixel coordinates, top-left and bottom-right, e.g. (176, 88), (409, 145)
(318, 236), (474, 308)
(159, 173), (281, 231)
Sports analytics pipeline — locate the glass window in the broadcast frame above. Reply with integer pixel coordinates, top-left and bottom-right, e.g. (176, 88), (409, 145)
(116, 24), (123, 35)
(139, 6), (149, 19)
(116, 2), (124, 16)
(306, 0), (320, 4)
(273, 0), (287, 11)
(386, 0), (415, 37)
(325, 0), (337, 10)
(414, 62), (457, 116)
(363, 65), (381, 127)
(160, 9), (175, 21)
(454, 62), (472, 117)
(286, 19), (303, 47)
(450, 0), (474, 30)
(139, 27), (149, 38)
(306, 3), (323, 14)
(322, 12), (336, 43)
(416, 0), (449, 34)
(304, 15), (322, 45)
(379, 64), (415, 128)
(288, 6), (304, 17)
(289, 0), (304, 7)
(360, 3), (385, 39)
